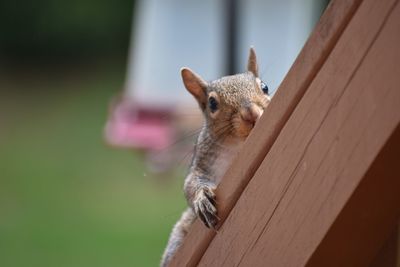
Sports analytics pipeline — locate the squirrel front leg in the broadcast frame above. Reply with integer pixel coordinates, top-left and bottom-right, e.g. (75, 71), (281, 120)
(160, 208), (196, 267)
(184, 171), (219, 229)
(160, 172), (218, 267)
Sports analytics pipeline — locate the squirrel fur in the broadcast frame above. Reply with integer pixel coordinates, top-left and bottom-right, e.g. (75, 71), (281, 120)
(161, 48), (270, 266)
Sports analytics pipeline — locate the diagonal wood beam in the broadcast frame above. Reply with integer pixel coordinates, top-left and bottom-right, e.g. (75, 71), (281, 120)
(198, 0), (400, 265)
(169, 0), (363, 265)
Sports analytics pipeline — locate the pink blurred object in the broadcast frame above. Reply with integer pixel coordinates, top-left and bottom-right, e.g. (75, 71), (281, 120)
(105, 99), (175, 151)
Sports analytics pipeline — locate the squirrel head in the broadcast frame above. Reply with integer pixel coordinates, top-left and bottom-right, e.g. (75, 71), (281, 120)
(181, 48), (271, 141)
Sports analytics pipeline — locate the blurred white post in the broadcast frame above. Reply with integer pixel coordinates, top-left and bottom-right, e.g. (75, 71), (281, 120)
(236, 0), (327, 94)
(125, 0), (225, 108)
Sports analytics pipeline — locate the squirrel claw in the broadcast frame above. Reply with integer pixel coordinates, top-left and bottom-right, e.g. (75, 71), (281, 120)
(193, 187), (219, 229)
(199, 209), (218, 229)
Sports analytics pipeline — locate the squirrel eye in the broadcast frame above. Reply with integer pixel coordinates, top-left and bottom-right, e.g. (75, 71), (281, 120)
(261, 81), (269, 95)
(208, 96), (218, 113)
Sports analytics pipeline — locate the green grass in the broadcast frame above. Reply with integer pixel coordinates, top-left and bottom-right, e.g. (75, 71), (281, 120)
(0, 64), (186, 267)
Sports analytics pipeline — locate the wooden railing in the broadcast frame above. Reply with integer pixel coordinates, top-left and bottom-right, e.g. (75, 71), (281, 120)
(170, 0), (400, 266)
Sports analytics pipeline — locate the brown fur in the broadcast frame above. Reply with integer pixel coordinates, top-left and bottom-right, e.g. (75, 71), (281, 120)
(161, 48), (270, 267)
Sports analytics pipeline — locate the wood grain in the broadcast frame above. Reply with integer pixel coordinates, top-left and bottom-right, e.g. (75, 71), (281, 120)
(198, 0), (400, 266)
(168, 0), (363, 265)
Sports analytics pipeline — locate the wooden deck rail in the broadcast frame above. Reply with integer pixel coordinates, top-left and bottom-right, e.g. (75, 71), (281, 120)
(170, 0), (400, 266)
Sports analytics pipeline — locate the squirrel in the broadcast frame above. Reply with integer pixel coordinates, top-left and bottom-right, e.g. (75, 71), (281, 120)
(161, 48), (271, 267)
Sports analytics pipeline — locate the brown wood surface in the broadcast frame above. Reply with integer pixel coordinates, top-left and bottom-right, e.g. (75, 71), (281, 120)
(197, 0), (400, 266)
(168, 0), (363, 265)
(370, 225), (398, 267)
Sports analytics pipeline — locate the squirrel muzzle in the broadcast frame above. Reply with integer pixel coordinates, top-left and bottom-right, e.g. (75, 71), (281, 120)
(240, 104), (264, 127)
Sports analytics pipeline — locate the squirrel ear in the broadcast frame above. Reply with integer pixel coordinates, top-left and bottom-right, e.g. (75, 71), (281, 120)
(247, 47), (259, 77)
(181, 67), (208, 109)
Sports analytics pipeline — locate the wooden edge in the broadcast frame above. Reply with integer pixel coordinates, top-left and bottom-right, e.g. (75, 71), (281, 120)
(169, 0), (363, 266)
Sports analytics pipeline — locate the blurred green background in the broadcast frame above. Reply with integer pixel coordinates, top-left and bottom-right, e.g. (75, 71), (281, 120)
(0, 1), (186, 266)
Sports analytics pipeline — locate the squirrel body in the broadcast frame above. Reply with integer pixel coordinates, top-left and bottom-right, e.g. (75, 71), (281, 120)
(209, 140), (243, 184)
(161, 48), (270, 267)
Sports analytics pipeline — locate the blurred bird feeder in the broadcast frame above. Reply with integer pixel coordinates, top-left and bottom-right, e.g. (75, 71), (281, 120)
(105, 0), (225, 154)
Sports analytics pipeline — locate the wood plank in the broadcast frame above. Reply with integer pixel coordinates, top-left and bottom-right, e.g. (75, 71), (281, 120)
(198, 0), (400, 266)
(168, 0), (363, 265)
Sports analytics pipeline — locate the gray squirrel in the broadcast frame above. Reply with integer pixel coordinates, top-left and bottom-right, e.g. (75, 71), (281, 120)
(161, 48), (271, 266)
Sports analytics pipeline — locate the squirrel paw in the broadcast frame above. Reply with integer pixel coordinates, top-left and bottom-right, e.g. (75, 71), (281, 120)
(193, 187), (219, 229)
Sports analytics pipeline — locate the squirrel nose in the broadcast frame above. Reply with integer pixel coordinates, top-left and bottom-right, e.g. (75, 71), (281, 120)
(240, 104), (263, 125)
